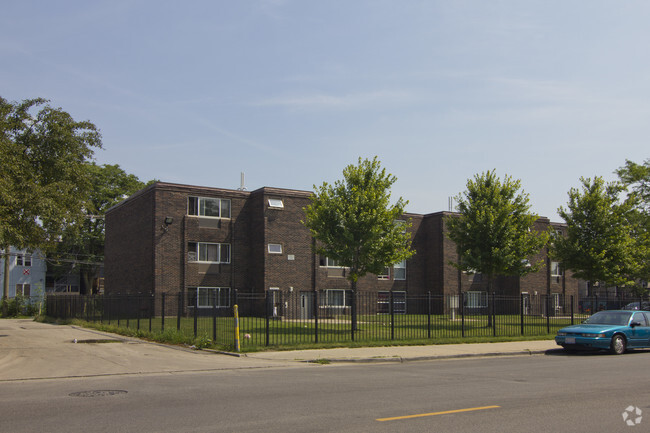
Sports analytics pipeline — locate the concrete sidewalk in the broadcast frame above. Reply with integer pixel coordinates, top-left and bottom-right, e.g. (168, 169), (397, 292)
(243, 340), (559, 363)
(0, 319), (559, 381)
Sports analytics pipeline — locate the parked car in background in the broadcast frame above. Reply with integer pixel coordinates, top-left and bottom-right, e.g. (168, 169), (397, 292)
(623, 301), (650, 311)
(555, 310), (650, 355)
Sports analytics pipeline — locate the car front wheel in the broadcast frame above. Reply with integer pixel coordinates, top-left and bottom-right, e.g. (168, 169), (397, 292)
(610, 334), (626, 355)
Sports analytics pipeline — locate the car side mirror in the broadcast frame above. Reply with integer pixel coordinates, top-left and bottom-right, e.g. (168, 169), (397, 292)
(630, 322), (641, 328)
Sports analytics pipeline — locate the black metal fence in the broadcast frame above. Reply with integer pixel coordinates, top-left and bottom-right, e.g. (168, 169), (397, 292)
(46, 291), (649, 350)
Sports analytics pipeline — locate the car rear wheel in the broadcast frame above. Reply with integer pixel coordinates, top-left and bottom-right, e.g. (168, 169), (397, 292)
(610, 334), (626, 355)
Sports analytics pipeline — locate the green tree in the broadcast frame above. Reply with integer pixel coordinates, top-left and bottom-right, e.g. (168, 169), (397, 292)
(0, 97), (101, 302)
(303, 157), (414, 331)
(553, 176), (639, 293)
(49, 163), (150, 294)
(447, 170), (549, 294)
(616, 159), (650, 290)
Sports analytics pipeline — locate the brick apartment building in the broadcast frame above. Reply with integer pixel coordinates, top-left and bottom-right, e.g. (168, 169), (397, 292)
(104, 182), (579, 316)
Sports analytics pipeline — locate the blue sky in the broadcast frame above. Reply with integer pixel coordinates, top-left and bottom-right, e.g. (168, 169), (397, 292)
(2, 1), (649, 220)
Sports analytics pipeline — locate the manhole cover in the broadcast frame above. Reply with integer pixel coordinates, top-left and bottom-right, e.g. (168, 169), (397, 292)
(69, 390), (128, 398)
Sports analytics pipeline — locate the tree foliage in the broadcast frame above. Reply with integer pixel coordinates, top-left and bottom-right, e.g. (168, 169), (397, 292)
(49, 163), (151, 293)
(616, 159), (650, 286)
(0, 96), (102, 300)
(303, 157), (414, 290)
(0, 97), (102, 250)
(447, 170), (549, 286)
(553, 176), (639, 288)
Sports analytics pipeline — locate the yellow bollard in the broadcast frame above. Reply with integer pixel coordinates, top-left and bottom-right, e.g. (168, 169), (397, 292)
(234, 304), (240, 352)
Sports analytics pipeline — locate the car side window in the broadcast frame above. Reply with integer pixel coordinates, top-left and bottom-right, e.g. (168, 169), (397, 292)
(643, 313), (650, 326)
(632, 312), (647, 326)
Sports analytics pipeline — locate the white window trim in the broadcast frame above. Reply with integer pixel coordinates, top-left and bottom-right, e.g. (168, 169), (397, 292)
(377, 267), (390, 280)
(550, 261), (564, 277)
(188, 242), (231, 264)
(320, 257), (344, 268)
(393, 259), (406, 281)
(324, 289), (348, 307)
(187, 287), (231, 308)
(268, 198), (284, 209)
(268, 243), (283, 254)
(466, 291), (488, 308)
(188, 196), (232, 219)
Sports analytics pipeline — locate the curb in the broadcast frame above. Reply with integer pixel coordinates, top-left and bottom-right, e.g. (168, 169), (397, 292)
(303, 349), (551, 364)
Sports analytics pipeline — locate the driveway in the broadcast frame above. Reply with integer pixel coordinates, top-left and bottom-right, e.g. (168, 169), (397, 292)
(0, 319), (295, 381)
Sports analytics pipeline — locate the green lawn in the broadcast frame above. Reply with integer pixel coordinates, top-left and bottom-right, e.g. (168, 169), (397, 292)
(82, 312), (588, 352)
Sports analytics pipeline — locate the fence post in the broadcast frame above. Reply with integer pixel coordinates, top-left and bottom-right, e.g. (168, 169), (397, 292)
(265, 291), (271, 347)
(520, 293), (525, 336)
(314, 291), (319, 344)
(427, 292), (431, 339)
(161, 293), (165, 332)
(461, 291), (465, 338)
(570, 295), (574, 325)
(149, 294), (154, 333)
(390, 291), (395, 340)
(136, 295), (142, 331)
(193, 292), (198, 338)
(212, 290), (217, 343)
(177, 291), (183, 331)
(546, 295), (551, 334)
(351, 290), (356, 342)
(492, 292), (497, 337)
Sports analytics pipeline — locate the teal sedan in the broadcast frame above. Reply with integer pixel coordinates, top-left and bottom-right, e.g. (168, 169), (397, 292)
(555, 310), (650, 355)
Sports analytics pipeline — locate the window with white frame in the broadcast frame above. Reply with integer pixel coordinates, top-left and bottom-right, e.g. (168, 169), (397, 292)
(319, 256), (342, 267)
(393, 259), (406, 280)
(550, 261), (563, 278)
(15, 284), (30, 297)
(377, 267), (390, 280)
(186, 287), (231, 308)
(16, 254), (31, 267)
(188, 196), (231, 219)
(268, 243), (283, 254)
(188, 242), (231, 263)
(324, 289), (348, 307)
(268, 198), (284, 209)
(465, 291), (487, 308)
(377, 291), (406, 314)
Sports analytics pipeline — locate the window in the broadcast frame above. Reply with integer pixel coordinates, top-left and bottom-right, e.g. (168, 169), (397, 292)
(268, 198), (284, 209)
(393, 260), (406, 280)
(632, 312), (648, 327)
(268, 243), (283, 254)
(187, 287), (231, 308)
(15, 284), (30, 297)
(324, 289), (347, 307)
(188, 242), (231, 263)
(377, 267), (390, 280)
(188, 196), (231, 218)
(465, 291), (487, 308)
(319, 256), (341, 267)
(377, 291), (406, 314)
(16, 254), (31, 267)
(550, 261), (563, 277)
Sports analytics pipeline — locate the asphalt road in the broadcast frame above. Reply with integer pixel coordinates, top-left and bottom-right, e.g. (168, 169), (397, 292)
(2, 346), (650, 432)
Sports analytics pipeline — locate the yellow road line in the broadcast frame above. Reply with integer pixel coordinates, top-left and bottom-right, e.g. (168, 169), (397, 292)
(376, 405), (501, 422)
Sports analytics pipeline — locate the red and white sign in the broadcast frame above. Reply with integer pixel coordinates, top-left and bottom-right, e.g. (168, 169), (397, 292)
(23, 268), (30, 276)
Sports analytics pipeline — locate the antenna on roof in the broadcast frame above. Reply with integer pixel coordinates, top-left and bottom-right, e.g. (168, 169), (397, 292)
(238, 172), (247, 191)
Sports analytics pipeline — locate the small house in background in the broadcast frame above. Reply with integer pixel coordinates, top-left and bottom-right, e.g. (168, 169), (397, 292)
(0, 247), (47, 299)
(104, 182), (580, 318)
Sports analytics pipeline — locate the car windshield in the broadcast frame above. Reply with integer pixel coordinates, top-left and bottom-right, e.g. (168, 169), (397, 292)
(584, 311), (631, 326)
